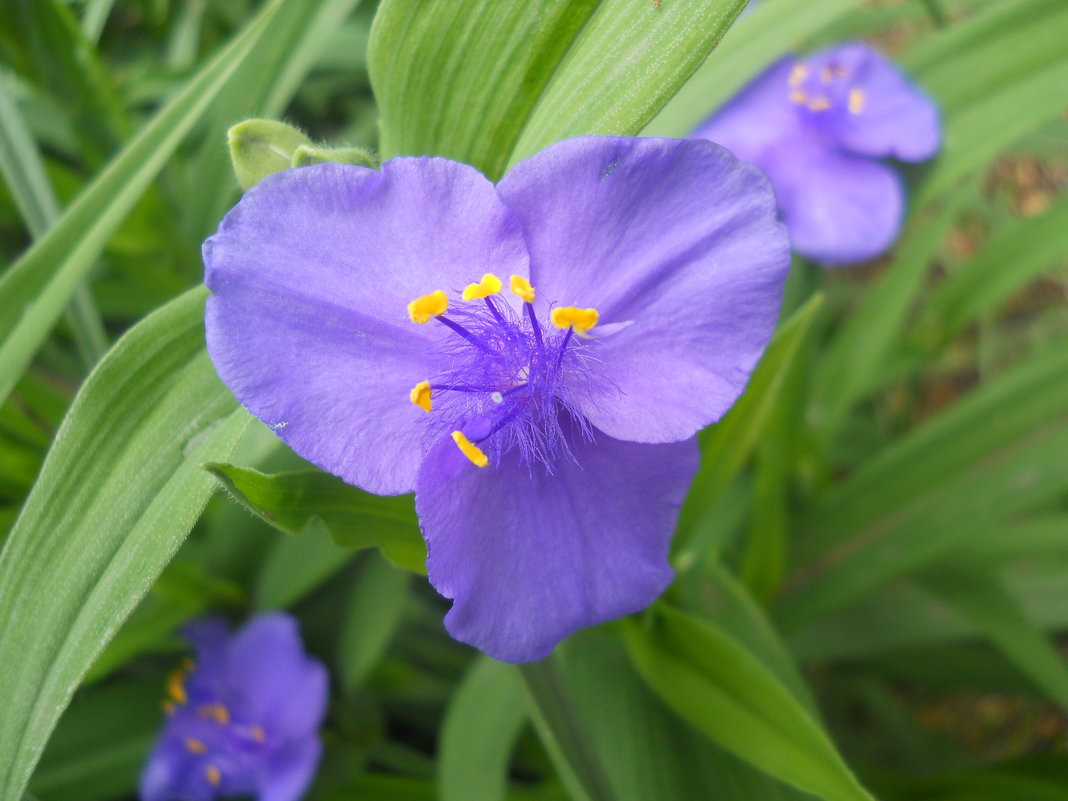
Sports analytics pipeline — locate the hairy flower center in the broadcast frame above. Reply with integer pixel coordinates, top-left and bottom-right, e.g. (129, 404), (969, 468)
(786, 60), (866, 116)
(407, 273), (599, 469)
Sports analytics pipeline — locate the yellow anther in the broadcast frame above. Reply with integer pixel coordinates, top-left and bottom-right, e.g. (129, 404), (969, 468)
(166, 669), (188, 705)
(788, 63), (808, 88)
(848, 87), (866, 115)
(462, 273), (502, 301)
(185, 737), (208, 755)
(205, 765), (222, 787)
(451, 431), (489, 468)
(407, 290), (448, 323)
(509, 275), (536, 304)
(410, 380), (432, 412)
(807, 96), (832, 112)
(199, 703), (230, 725)
(250, 724), (267, 743)
(551, 306), (599, 335)
(789, 89), (808, 105)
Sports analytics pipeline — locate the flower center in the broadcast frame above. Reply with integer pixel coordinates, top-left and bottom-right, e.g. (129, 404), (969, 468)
(406, 273), (600, 469)
(786, 61), (866, 115)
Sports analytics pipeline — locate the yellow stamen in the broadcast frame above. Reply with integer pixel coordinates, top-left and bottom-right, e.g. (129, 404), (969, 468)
(462, 273), (502, 301)
(788, 63), (808, 88)
(198, 703), (230, 725)
(807, 96), (832, 112)
(410, 380), (432, 412)
(250, 724), (267, 743)
(509, 275), (536, 304)
(451, 431), (489, 468)
(205, 765), (221, 787)
(407, 290), (448, 323)
(789, 89), (808, 105)
(185, 737), (208, 754)
(550, 306), (599, 335)
(848, 87), (866, 114)
(166, 669), (187, 705)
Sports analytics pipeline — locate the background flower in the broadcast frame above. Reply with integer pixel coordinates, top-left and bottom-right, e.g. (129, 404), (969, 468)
(205, 136), (789, 662)
(693, 42), (941, 266)
(141, 614), (327, 801)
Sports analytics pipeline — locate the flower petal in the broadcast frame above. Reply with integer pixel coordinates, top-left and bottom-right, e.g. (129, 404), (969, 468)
(416, 418), (699, 662)
(205, 159), (529, 495)
(257, 738), (322, 801)
(764, 138), (903, 265)
(691, 56), (801, 161)
(140, 737), (213, 801)
(817, 43), (940, 162)
(225, 614), (328, 738)
(496, 136), (789, 443)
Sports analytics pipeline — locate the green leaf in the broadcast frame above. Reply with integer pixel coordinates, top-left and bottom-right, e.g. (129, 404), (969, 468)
(518, 658), (619, 801)
(673, 294), (823, 567)
(228, 118), (313, 190)
(623, 605), (875, 801)
(370, 0), (748, 179)
(205, 463), (426, 574)
(336, 553), (410, 694)
(0, 287), (250, 801)
(917, 564), (1068, 711)
(645, 0), (868, 137)
(440, 656), (527, 801)
(0, 0), (284, 409)
(253, 518), (355, 610)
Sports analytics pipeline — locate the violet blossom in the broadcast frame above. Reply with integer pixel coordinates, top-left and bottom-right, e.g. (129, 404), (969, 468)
(141, 614), (327, 801)
(693, 42), (940, 265)
(204, 136), (789, 662)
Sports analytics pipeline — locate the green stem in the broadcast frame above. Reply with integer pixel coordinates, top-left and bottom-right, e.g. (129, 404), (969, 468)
(920, 0), (947, 28)
(517, 658), (617, 801)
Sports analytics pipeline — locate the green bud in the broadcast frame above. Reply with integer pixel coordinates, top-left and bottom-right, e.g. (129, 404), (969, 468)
(292, 144), (379, 170)
(228, 119), (312, 190)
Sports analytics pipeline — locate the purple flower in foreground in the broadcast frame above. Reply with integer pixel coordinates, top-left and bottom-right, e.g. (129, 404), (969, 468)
(205, 136), (789, 662)
(141, 614), (327, 801)
(694, 42), (940, 265)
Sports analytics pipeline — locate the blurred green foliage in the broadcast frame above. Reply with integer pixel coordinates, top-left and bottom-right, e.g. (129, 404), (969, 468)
(0, 1), (1066, 800)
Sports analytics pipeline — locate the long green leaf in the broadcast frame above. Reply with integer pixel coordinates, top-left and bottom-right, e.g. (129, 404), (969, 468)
(205, 463), (426, 574)
(370, 0), (747, 179)
(0, 287), (249, 801)
(439, 656), (527, 801)
(623, 605), (875, 801)
(0, 0), (283, 409)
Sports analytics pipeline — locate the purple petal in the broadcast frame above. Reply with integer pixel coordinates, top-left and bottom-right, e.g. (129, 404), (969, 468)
(691, 56), (801, 161)
(416, 418), (699, 662)
(496, 137), (789, 443)
(140, 737), (212, 801)
(815, 43), (941, 162)
(182, 618), (230, 699)
(225, 614), (328, 738)
(764, 138), (903, 265)
(258, 738), (322, 801)
(205, 160), (529, 495)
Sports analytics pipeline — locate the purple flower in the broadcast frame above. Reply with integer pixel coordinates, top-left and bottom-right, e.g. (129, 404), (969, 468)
(204, 136), (789, 662)
(694, 42), (940, 265)
(140, 614), (327, 801)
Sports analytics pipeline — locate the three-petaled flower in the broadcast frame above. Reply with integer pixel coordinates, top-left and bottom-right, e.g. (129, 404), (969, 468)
(205, 136), (789, 662)
(694, 42), (940, 265)
(141, 614), (327, 801)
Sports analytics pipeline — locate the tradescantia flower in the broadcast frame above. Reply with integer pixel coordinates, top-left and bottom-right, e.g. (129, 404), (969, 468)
(693, 42), (940, 266)
(205, 136), (789, 662)
(141, 614), (327, 801)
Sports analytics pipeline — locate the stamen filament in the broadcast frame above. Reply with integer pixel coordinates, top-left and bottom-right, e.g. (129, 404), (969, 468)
(525, 301), (543, 352)
(436, 315), (495, 355)
(485, 295), (505, 322)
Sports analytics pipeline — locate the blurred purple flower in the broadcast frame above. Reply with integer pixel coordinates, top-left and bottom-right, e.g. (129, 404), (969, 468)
(204, 136), (789, 662)
(694, 42), (940, 265)
(141, 614), (327, 801)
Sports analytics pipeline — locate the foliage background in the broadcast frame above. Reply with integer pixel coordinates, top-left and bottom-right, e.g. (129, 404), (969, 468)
(0, 0), (1067, 800)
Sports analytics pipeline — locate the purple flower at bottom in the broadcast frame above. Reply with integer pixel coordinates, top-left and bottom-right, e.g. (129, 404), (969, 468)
(141, 614), (327, 801)
(204, 136), (789, 662)
(694, 43), (941, 266)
